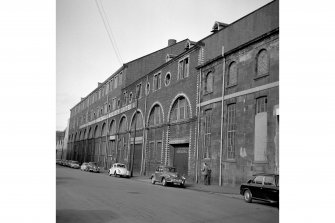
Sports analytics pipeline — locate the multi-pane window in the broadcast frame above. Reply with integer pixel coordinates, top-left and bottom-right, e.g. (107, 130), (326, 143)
(111, 78), (114, 91)
(149, 105), (162, 126)
(153, 72), (161, 91)
(114, 75), (118, 89)
(112, 98), (116, 110)
(123, 91), (128, 104)
(136, 83), (142, 99)
(256, 97), (267, 113)
(131, 112), (144, 130)
(227, 104), (236, 160)
(203, 109), (212, 158)
(178, 57), (189, 79)
(170, 97), (189, 122)
(119, 72), (122, 85)
(104, 103), (107, 114)
(228, 61), (237, 86)
(205, 71), (213, 93)
(256, 49), (269, 76)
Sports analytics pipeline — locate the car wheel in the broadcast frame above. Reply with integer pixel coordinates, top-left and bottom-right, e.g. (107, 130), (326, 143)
(244, 189), (252, 203)
(162, 178), (167, 186)
(114, 171), (117, 177)
(108, 170), (112, 176)
(151, 177), (156, 184)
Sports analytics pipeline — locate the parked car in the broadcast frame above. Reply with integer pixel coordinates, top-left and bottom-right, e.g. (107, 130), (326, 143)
(240, 173), (279, 203)
(108, 163), (130, 178)
(87, 162), (100, 173)
(80, 162), (90, 171)
(150, 166), (186, 187)
(69, 161), (80, 169)
(56, 159), (61, 165)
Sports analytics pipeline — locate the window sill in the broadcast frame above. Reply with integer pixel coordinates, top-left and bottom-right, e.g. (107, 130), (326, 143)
(226, 83), (237, 89)
(224, 159), (236, 163)
(203, 91), (213, 96)
(254, 73), (269, 80)
(253, 160), (268, 164)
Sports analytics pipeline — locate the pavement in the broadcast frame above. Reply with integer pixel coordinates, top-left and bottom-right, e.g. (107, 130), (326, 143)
(99, 168), (241, 199)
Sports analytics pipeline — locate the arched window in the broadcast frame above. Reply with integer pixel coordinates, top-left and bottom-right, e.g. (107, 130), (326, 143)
(119, 116), (128, 133)
(205, 71), (213, 93)
(88, 128), (93, 139)
(101, 123), (107, 136)
(228, 62), (237, 86)
(256, 49), (269, 76)
(149, 105), (163, 126)
(109, 120), (116, 135)
(170, 97), (190, 122)
(83, 129), (87, 140)
(94, 125), (99, 138)
(130, 111), (144, 130)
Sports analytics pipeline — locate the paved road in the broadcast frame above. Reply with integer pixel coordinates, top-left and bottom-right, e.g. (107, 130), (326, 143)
(56, 165), (278, 223)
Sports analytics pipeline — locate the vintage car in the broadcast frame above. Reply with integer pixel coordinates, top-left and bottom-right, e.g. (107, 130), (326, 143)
(69, 161), (80, 169)
(87, 162), (100, 173)
(240, 173), (279, 203)
(150, 166), (186, 187)
(80, 162), (90, 171)
(108, 163), (130, 178)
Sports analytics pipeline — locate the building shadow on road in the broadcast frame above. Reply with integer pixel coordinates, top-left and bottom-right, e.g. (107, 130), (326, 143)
(56, 209), (120, 223)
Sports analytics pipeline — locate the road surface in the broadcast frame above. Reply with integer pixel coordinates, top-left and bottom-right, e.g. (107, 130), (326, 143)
(56, 165), (278, 223)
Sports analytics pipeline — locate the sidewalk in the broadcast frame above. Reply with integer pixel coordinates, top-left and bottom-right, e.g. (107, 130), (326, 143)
(130, 176), (242, 199)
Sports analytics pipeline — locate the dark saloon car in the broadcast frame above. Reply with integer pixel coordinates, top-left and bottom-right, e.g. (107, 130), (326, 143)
(87, 162), (100, 173)
(150, 166), (186, 187)
(240, 173), (279, 203)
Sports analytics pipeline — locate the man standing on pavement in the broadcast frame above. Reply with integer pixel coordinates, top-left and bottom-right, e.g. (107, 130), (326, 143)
(202, 163), (211, 185)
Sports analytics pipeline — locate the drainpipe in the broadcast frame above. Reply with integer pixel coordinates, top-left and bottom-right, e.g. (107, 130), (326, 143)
(195, 68), (202, 184)
(219, 46), (226, 186)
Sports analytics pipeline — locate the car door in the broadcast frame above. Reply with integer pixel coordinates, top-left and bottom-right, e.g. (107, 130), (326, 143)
(154, 167), (161, 181)
(248, 175), (264, 199)
(262, 175), (279, 202)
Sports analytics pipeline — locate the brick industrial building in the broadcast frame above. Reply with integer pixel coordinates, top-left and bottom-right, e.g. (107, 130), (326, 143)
(66, 0), (279, 186)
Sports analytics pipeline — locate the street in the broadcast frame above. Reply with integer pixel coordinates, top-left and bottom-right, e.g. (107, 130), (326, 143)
(56, 165), (278, 223)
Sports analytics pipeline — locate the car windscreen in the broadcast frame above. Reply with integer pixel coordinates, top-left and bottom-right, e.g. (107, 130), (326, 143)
(165, 167), (176, 172)
(72, 161), (79, 164)
(89, 162), (97, 166)
(117, 164), (125, 168)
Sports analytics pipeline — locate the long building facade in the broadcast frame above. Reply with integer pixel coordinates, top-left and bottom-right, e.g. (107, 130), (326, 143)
(66, 0), (279, 186)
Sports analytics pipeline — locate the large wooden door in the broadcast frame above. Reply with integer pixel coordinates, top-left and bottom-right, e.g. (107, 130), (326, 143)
(132, 144), (142, 176)
(173, 144), (188, 177)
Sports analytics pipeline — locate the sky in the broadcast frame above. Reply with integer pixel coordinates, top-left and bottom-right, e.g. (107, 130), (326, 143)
(56, 0), (273, 131)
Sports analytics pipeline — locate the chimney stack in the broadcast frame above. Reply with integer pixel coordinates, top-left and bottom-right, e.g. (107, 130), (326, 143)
(168, 39), (177, 46)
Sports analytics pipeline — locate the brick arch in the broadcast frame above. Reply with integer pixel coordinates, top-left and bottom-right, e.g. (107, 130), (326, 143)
(129, 108), (145, 130)
(146, 101), (165, 125)
(118, 114), (128, 133)
(109, 119), (116, 135)
(94, 125), (100, 138)
(101, 122), (107, 136)
(167, 93), (192, 122)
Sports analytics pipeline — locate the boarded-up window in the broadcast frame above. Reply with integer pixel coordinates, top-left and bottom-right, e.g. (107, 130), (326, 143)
(227, 104), (236, 159)
(256, 49), (269, 76)
(254, 112), (267, 162)
(205, 72), (213, 93)
(203, 109), (212, 158)
(228, 62), (237, 86)
(131, 112), (144, 130)
(254, 97), (267, 161)
(156, 142), (162, 163)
